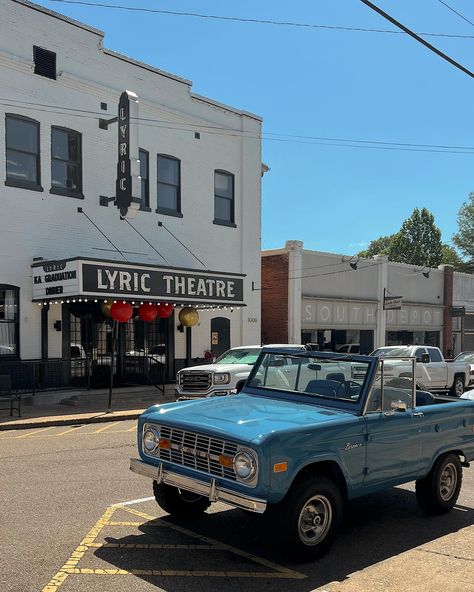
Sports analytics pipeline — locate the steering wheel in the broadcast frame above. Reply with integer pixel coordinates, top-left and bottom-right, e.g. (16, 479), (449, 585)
(335, 380), (361, 398)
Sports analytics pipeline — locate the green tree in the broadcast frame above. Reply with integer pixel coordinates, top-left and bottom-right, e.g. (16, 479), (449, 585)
(453, 192), (474, 262)
(358, 235), (394, 258)
(386, 208), (443, 267)
(441, 244), (464, 270)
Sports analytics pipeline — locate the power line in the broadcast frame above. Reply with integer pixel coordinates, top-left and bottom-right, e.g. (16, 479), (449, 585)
(45, 0), (474, 39)
(1, 96), (473, 154)
(359, 0), (474, 78)
(437, 1), (474, 28)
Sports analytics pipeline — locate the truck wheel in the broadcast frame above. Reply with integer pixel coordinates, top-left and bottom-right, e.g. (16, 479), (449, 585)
(450, 375), (464, 397)
(265, 475), (342, 561)
(153, 481), (211, 516)
(415, 453), (462, 514)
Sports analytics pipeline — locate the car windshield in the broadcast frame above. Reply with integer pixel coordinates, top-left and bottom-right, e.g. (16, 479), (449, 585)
(214, 348), (261, 365)
(247, 352), (371, 404)
(371, 347), (414, 357)
(455, 352), (474, 362)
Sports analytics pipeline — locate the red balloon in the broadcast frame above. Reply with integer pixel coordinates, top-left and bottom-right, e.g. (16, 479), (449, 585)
(157, 303), (174, 318)
(110, 302), (133, 323)
(138, 303), (158, 322)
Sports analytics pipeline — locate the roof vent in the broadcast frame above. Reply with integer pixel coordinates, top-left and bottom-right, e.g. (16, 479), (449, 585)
(33, 46), (56, 80)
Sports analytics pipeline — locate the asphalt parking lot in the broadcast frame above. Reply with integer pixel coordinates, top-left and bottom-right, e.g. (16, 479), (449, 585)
(1, 421), (473, 592)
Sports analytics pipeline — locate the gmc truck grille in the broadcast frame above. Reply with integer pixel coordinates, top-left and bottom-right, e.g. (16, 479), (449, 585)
(180, 372), (212, 391)
(156, 425), (239, 480)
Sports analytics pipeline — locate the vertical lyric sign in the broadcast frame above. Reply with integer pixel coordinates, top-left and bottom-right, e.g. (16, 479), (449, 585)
(115, 90), (141, 219)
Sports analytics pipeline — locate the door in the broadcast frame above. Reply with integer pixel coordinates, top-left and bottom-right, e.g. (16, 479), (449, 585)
(210, 317), (230, 358)
(426, 347), (449, 389)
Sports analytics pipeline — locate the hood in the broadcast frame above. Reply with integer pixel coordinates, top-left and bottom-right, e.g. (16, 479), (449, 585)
(179, 363), (253, 374)
(142, 393), (351, 444)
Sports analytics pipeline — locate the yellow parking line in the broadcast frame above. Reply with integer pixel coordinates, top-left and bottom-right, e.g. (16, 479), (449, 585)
(86, 542), (220, 549)
(15, 426), (55, 439)
(56, 425), (87, 437)
(92, 422), (118, 434)
(125, 425), (137, 432)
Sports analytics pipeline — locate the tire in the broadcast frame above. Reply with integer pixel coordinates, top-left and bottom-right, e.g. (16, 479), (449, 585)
(153, 481), (211, 517)
(450, 375), (464, 397)
(415, 453), (462, 514)
(264, 474), (342, 561)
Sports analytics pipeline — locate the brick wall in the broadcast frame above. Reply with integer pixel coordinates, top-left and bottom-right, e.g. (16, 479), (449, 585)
(261, 254), (289, 343)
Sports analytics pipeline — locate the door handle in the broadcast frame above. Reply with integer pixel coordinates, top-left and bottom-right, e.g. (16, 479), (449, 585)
(413, 411), (424, 417)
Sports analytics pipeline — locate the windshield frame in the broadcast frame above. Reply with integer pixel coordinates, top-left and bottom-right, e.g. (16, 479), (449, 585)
(244, 348), (378, 415)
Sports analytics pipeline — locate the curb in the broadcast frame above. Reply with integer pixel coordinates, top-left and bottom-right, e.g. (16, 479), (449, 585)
(0, 411), (143, 431)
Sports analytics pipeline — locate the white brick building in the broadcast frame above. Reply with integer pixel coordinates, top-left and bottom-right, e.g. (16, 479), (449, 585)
(0, 0), (262, 389)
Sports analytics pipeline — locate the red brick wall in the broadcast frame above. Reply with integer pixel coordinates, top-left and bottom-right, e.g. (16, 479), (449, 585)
(261, 254), (289, 344)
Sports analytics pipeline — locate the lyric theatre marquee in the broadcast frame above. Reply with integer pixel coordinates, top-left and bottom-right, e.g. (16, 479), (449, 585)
(32, 258), (245, 305)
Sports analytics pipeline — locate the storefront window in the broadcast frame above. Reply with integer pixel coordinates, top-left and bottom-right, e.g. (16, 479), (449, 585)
(0, 286), (19, 357)
(386, 331), (440, 347)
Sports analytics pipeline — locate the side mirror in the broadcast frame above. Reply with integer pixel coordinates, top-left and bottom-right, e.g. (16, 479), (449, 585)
(421, 353), (430, 364)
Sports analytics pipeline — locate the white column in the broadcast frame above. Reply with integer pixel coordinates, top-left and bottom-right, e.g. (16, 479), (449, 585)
(286, 240), (303, 344)
(374, 254), (388, 348)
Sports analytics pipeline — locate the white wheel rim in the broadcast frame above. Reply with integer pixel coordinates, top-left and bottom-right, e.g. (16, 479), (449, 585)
(298, 494), (332, 546)
(439, 463), (458, 501)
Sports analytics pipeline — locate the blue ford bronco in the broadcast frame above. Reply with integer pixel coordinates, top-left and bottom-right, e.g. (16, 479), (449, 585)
(130, 349), (474, 560)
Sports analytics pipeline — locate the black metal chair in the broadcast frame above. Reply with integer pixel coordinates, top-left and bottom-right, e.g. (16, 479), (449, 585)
(0, 375), (21, 417)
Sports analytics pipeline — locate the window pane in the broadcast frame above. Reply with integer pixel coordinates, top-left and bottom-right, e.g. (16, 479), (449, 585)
(0, 324), (16, 355)
(158, 157), (179, 185)
(0, 290), (18, 321)
(52, 161), (80, 190)
(139, 151), (148, 178)
(157, 183), (178, 211)
(6, 150), (37, 182)
(215, 195), (231, 221)
(141, 178), (148, 205)
(52, 129), (80, 161)
(6, 117), (38, 153)
(215, 172), (232, 198)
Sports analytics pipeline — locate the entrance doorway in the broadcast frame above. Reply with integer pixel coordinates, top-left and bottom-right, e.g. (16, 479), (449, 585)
(68, 302), (172, 387)
(210, 317), (230, 358)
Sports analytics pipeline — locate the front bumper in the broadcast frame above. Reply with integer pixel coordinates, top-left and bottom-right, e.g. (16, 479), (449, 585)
(130, 458), (267, 513)
(175, 389), (234, 400)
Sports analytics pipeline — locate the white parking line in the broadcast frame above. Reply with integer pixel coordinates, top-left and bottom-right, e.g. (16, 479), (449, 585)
(111, 496), (155, 507)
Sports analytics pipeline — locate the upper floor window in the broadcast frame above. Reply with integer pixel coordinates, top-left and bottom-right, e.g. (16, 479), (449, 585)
(139, 149), (150, 211)
(5, 114), (42, 191)
(156, 155), (181, 217)
(51, 127), (83, 198)
(0, 286), (19, 358)
(34, 46), (56, 80)
(214, 170), (235, 226)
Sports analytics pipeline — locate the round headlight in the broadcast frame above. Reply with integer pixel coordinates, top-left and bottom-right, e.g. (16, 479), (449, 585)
(233, 451), (256, 480)
(143, 428), (158, 452)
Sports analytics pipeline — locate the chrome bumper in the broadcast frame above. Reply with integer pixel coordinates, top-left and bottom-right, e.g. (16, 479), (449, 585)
(130, 458), (267, 513)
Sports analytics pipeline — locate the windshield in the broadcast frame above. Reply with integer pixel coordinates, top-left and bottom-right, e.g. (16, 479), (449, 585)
(247, 352), (371, 404)
(455, 352), (474, 362)
(214, 348), (261, 365)
(371, 347), (414, 358)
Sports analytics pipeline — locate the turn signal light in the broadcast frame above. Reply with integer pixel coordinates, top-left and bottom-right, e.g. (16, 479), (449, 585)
(219, 454), (234, 468)
(159, 438), (171, 449)
(273, 462), (288, 473)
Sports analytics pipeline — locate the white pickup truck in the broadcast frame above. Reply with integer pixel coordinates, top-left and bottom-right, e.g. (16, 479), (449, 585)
(371, 345), (470, 396)
(176, 344), (306, 400)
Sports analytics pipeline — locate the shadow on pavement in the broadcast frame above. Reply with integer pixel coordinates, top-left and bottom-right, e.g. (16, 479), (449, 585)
(95, 486), (474, 591)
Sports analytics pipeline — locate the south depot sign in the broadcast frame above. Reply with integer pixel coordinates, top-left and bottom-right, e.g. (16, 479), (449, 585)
(32, 259), (245, 305)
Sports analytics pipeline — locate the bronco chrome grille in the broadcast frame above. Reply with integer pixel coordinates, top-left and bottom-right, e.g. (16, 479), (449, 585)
(154, 425), (239, 480)
(180, 371), (212, 391)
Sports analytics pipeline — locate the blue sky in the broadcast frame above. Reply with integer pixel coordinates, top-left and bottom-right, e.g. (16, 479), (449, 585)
(38, 0), (473, 255)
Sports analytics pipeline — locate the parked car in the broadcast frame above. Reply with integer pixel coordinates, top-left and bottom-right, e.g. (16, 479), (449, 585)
(454, 351), (474, 385)
(175, 344), (306, 400)
(130, 348), (474, 560)
(336, 343), (360, 353)
(370, 345), (470, 396)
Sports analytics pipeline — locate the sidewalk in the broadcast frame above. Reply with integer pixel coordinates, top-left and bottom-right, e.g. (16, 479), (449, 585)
(0, 386), (176, 430)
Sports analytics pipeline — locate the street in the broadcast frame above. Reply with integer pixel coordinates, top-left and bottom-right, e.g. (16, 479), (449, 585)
(1, 421), (473, 592)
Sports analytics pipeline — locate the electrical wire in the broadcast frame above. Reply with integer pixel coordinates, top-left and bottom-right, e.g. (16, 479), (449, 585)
(359, 0), (473, 78)
(1, 98), (473, 155)
(437, 1), (474, 28)
(45, 0), (474, 39)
